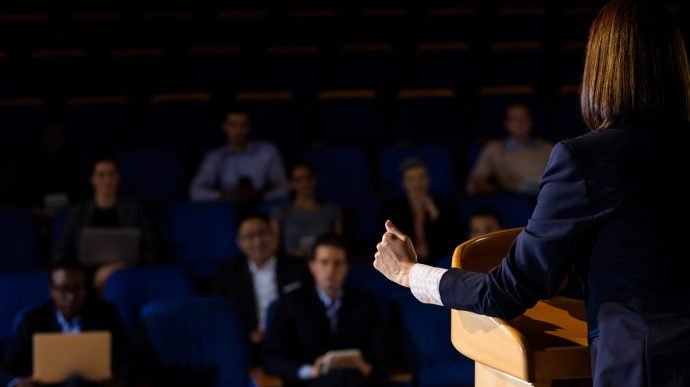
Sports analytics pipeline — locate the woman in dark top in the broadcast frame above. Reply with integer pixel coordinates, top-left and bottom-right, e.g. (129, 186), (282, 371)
(374, 1), (690, 386)
(383, 158), (458, 264)
(55, 158), (155, 292)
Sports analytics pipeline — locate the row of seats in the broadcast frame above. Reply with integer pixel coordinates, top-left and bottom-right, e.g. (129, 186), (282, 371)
(0, 194), (534, 271)
(0, 4), (615, 48)
(0, 264), (475, 386)
(0, 41), (588, 98)
(0, 87), (586, 157)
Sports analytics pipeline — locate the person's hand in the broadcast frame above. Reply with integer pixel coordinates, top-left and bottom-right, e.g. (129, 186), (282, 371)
(373, 220), (417, 288)
(422, 195), (440, 220)
(310, 355), (327, 378)
(15, 377), (41, 387)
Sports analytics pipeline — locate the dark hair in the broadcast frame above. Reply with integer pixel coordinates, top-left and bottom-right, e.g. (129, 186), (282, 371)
(505, 103), (531, 119)
(91, 155), (119, 172)
(309, 234), (348, 261)
(399, 157), (428, 177)
(469, 207), (502, 226)
(49, 260), (87, 283)
(236, 211), (270, 230)
(581, 0), (690, 129)
(289, 161), (315, 177)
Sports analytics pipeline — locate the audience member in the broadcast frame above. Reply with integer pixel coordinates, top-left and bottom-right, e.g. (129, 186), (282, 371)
(26, 123), (80, 211)
(2, 261), (129, 387)
(467, 208), (503, 239)
(270, 162), (343, 259)
(383, 158), (458, 264)
(466, 103), (553, 196)
(214, 214), (310, 365)
(189, 110), (289, 204)
(54, 158), (156, 293)
(263, 235), (387, 387)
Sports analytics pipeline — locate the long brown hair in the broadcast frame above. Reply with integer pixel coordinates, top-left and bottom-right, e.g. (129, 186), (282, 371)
(581, 0), (690, 129)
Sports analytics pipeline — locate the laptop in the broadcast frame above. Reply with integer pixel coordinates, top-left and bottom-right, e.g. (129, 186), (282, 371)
(33, 331), (112, 384)
(79, 227), (141, 266)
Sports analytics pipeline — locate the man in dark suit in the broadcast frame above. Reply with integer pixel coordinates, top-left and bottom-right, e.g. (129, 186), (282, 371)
(214, 213), (309, 364)
(2, 261), (129, 387)
(263, 235), (387, 387)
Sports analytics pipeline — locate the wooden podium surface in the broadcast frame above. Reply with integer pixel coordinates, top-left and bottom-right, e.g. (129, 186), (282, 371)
(450, 229), (591, 387)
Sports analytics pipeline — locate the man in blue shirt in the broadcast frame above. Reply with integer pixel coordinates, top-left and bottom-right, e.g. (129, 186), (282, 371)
(2, 261), (129, 387)
(189, 110), (289, 203)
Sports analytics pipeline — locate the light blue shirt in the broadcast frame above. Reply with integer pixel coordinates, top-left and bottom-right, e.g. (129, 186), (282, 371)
(55, 310), (81, 333)
(189, 141), (289, 201)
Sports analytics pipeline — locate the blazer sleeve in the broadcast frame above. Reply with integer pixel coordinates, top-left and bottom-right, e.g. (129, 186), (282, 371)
(2, 314), (35, 378)
(261, 299), (305, 382)
(439, 142), (597, 320)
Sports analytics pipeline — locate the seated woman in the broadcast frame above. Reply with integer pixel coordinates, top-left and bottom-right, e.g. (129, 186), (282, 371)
(383, 158), (458, 264)
(54, 157), (156, 293)
(270, 162), (342, 259)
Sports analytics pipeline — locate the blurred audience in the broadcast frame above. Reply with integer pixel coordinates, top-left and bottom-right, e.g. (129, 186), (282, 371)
(468, 208), (503, 239)
(54, 158), (156, 293)
(214, 214), (310, 365)
(263, 235), (387, 387)
(2, 261), (129, 387)
(383, 158), (458, 264)
(189, 110), (289, 205)
(467, 103), (552, 196)
(270, 162), (343, 259)
(26, 124), (80, 212)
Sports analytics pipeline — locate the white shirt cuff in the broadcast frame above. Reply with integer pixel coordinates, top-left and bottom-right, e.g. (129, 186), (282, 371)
(409, 263), (447, 306)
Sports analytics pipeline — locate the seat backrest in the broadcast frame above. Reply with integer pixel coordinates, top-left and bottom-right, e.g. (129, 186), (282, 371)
(103, 266), (195, 334)
(0, 271), (50, 348)
(140, 297), (249, 387)
(454, 227), (523, 273)
(162, 202), (238, 275)
(302, 147), (373, 205)
(0, 209), (40, 270)
(117, 150), (183, 202)
(379, 144), (457, 198)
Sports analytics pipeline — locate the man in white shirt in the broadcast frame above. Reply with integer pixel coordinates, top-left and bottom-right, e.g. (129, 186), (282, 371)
(214, 214), (309, 365)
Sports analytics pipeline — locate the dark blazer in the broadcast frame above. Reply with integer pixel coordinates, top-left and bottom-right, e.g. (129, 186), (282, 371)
(262, 286), (387, 386)
(214, 256), (310, 332)
(3, 300), (130, 380)
(437, 121), (690, 386)
(382, 196), (458, 264)
(54, 200), (157, 263)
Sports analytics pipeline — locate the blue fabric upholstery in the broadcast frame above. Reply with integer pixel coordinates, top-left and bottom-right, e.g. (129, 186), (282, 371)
(394, 292), (474, 387)
(0, 271), (50, 354)
(103, 266), (195, 334)
(163, 202), (238, 275)
(117, 150), (183, 201)
(460, 193), (534, 229)
(0, 209), (40, 270)
(140, 297), (250, 387)
(302, 147), (373, 205)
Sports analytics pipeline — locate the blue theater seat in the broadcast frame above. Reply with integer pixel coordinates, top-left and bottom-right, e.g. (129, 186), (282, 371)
(379, 144), (457, 199)
(460, 193), (534, 229)
(117, 150), (183, 202)
(0, 271), (50, 355)
(162, 202), (238, 275)
(234, 91), (307, 150)
(0, 209), (40, 271)
(407, 42), (477, 90)
(302, 147), (373, 205)
(103, 266), (195, 334)
(394, 292), (474, 387)
(140, 297), (250, 387)
(396, 88), (468, 143)
(316, 89), (388, 145)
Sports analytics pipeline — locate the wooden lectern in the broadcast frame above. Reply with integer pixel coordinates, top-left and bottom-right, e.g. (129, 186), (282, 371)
(451, 228), (592, 387)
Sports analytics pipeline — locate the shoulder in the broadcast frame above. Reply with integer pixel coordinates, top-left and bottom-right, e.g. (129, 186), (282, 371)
(560, 128), (629, 171)
(270, 203), (291, 219)
(202, 146), (227, 161)
(321, 203), (341, 216)
(252, 141), (280, 154)
(19, 301), (55, 327)
(482, 140), (504, 152)
(344, 286), (378, 308)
